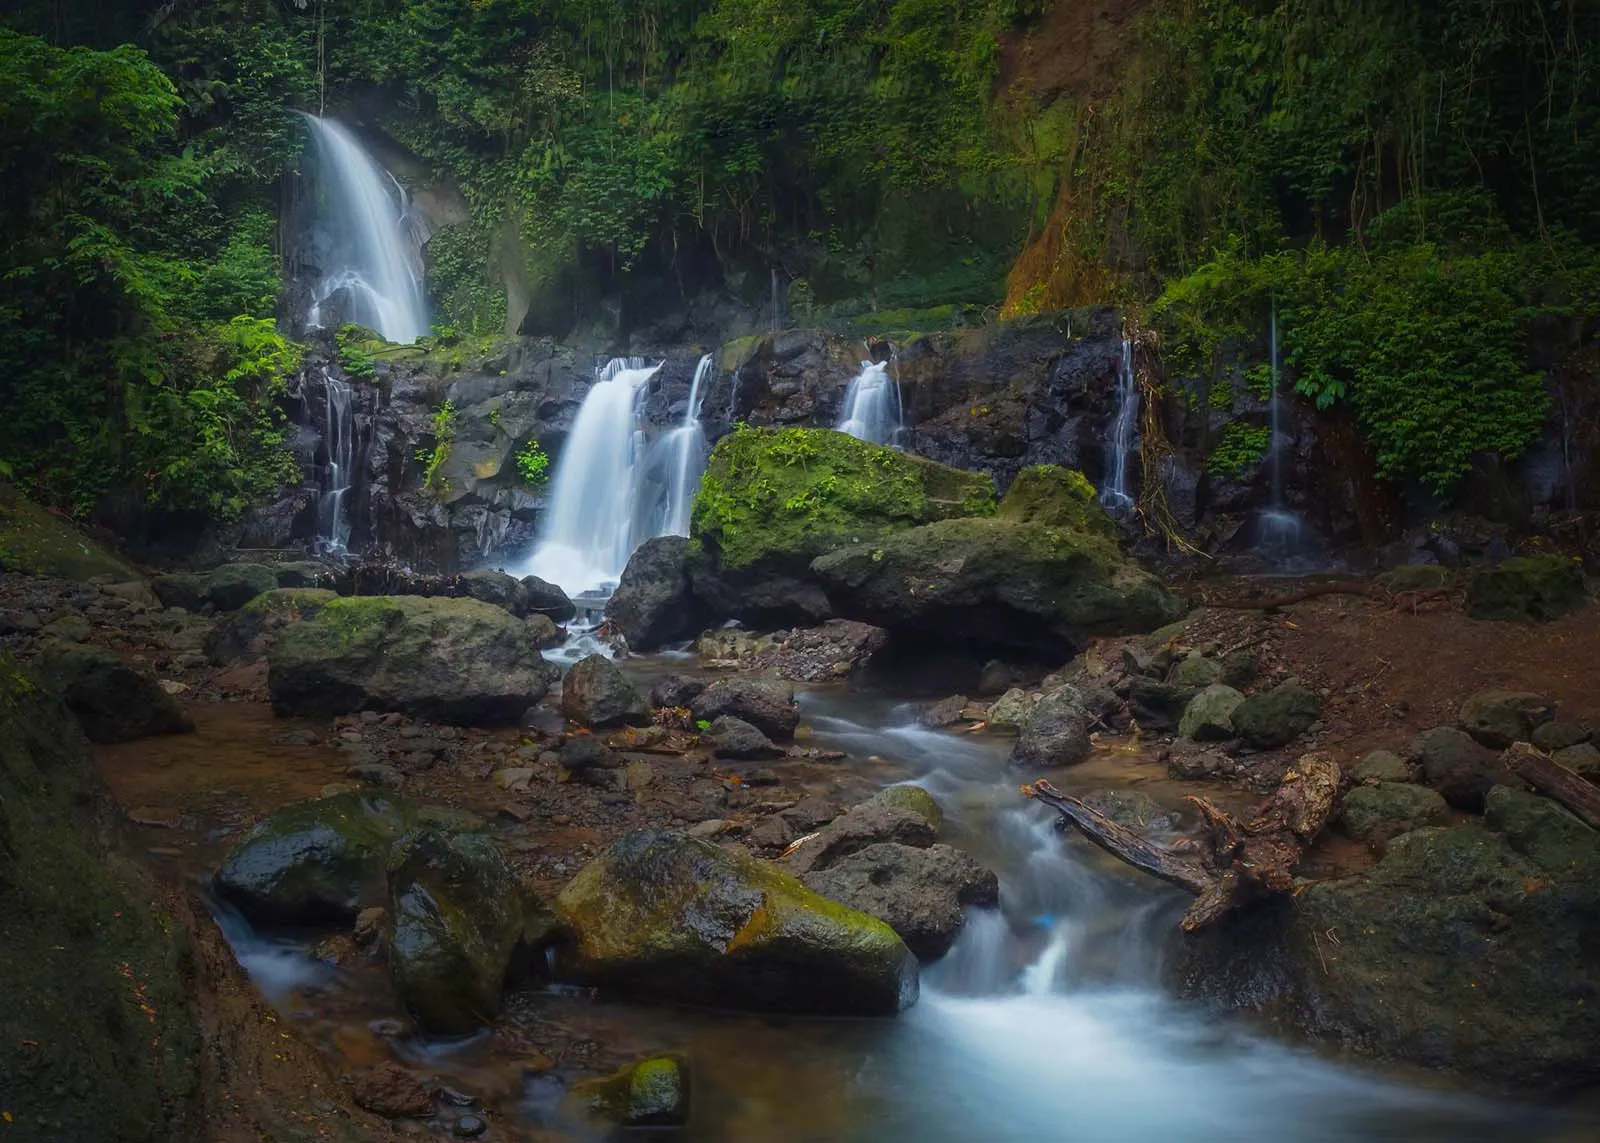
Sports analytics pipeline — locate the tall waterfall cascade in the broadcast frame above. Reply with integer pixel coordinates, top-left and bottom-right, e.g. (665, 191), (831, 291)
(837, 360), (903, 446)
(312, 368), (357, 554)
(301, 115), (429, 345)
(1100, 338), (1139, 510)
(641, 352), (713, 540)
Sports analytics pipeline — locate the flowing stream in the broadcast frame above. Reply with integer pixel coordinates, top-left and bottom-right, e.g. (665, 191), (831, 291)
(837, 360), (903, 446)
(1100, 337), (1139, 510)
(302, 115), (429, 344)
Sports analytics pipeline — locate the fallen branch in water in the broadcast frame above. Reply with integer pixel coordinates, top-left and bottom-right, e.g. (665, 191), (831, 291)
(1021, 752), (1341, 932)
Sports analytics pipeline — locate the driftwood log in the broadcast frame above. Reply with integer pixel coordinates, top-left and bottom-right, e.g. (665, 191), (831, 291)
(1504, 742), (1600, 830)
(1022, 752), (1341, 932)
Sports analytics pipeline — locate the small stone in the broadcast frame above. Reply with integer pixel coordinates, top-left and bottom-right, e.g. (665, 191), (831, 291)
(158, 679), (189, 695)
(1351, 749), (1410, 784)
(748, 814), (796, 850)
(128, 805), (182, 829)
(497, 803), (533, 823)
(492, 767), (535, 791)
(686, 819), (728, 839)
(349, 1062), (432, 1118)
(452, 1114), (488, 1138)
(346, 762), (405, 789)
(1552, 742), (1600, 777)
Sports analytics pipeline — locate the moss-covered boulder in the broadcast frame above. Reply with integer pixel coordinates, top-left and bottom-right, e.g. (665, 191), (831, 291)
(31, 640), (193, 743)
(152, 562), (278, 613)
(568, 1056), (689, 1128)
(561, 653), (649, 729)
(0, 483), (139, 581)
(688, 426), (994, 625)
(1466, 555), (1586, 622)
(554, 829), (918, 1016)
(0, 655), (199, 1141)
(811, 517), (1183, 656)
(205, 588), (338, 666)
(267, 595), (558, 724)
(1179, 683), (1246, 742)
(385, 829), (524, 1035)
(1338, 782), (1450, 842)
(1231, 681), (1322, 749)
(997, 465), (1116, 539)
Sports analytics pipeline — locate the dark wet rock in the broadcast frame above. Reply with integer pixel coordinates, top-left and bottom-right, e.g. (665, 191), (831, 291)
(1411, 725), (1511, 812)
(456, 569), (529, 615)
(554, 829), (918, 1015)
(213, 792), (407, 924)
(523, 612), (564, 648)
(802, 842), (999, 960)
(649, 674), (705, 710)
(559, 735), (622, 776)
(561, 654), (649, 729)
(977, 659), (1023, 696)
(205, 588), (338, 666)
(31, 640), (193, 743)
(812, 516), (1183, 658)
(1220, 649), (1258, 689)
(920, 694), (972, 728)
(1122, 643), (1175, 679)
(385, 829), (524, 1035)
(1009, 686), (1090, 769)
(1127, 676), (1196, 734)
(690, 676), (799, 741)
(1178, 683), (1245, 742)
(608, 536), (708, 651)
(568, 1056), (689, 1128)
(1465, 555), (1586, 622)
(350, 1062), (433, 1118)
(1339, 783), (1450, 842)
(1351, 749), (1411, 784)
(205, 562), (281, 611)
(268, 595), (558, 725)
(1457, 690), (1555, 749)
(0, 653), (200, 1141)
(747, 813), (796, 850)
(520, 575), (577, 622)
(705, 715), (783, 760)
(41, 613), (91, 642)
(1169, 653), (1223, 690)
(782, 787), (941, 876)
(272, 561), (337, 590)
(1552, 742), (1600, 777)
(1231, 682), (1322, 749)
(1532, 721), (1591, 752)
(452, 1113), (489, 1138)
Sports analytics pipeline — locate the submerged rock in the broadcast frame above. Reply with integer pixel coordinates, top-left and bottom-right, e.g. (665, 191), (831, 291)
(568, 1056), (688, 1128)
(812, 516), (1183, 658)
(554, 829), (918, 1015)
(32, 640), (193, 743)
(268, 595), (558, 725)
(561, 654), (649, 729)
(385, 829), (525, 1035)
(607, 535), (707, 651)
(802, 842), (999, 960)
(690, 676), (799, 741)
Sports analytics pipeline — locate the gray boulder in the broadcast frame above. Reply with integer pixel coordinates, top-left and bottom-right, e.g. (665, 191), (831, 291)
(1179, 684), (1245, 742)
(690, 676), (799, 741)
(802, 842), (999, 960)
(1009, 686), (1090, 769)
(1339, 783), (1450, 842)
(1412, 725), (1510, 812)
(32, 640), (192, 743)
(561, 654), (649, 729)
(267, 595), (558, 725)
(1458, 690), (1555, 749)
(1232, 682), (1322, 748)
(782, 787), (941, 875)
(705, 715), (783, 760)
(607, 536), (706, 651)
(520, 575), (577, 623)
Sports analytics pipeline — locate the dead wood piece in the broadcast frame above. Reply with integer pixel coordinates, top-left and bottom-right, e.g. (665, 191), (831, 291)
(1022, 752), (1341, 932)
(1503, 742), (1600, 830)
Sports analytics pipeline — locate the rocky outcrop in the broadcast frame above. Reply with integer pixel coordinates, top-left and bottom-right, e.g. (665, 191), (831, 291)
(812, 516), (1183, 656)
(31, 640), (193, 743)
(554, 829), (918, 1015)
(690, 676), (799, 741)
(561, 654), (649, 729)
(607, 536), (708, 650)
(267, 595), (558, 724)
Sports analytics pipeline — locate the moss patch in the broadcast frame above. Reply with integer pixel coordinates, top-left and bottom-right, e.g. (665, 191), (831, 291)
(690, 426), (995, 572)
(997, 465), (1115, 539)
(0, 484), (138, 581)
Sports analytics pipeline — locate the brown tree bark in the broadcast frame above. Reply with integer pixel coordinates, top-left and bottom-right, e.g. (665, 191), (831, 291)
(1503, 742), (1600, 830)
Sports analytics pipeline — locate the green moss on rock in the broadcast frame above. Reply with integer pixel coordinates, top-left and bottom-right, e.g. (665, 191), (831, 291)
(0, 484), (139, 582)
(690, 426), (995, 572)
(1466, 555), (1586, 622)
(998, 465), (1115, 539)
(569, 1056), (689, 1127)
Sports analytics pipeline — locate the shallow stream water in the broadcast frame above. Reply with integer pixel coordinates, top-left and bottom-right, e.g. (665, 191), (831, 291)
(143, 680), (1591, 1142)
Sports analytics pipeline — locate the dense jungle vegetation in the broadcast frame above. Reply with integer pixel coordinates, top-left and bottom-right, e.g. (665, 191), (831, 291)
(1, 0), (1597, 524)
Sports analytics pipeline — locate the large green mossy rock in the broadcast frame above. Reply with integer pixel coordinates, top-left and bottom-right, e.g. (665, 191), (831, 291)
(205, 588), (339, 666)
(997, 465), (1116, 540)
(554, 829), (918, 1016)
(568, 1056), (689, 1128)
(810, 517), (1183, 656)
(32, 640), (193, 743)
(0, 484), (139, 581)
(0, 655), (199, 1141)
(267, 595), (558, 724)
(691, 426), (995, 575)
(152, 562), (278, 613)
(1466, 555), (1586, 622)
(385, 829), (525, 1035)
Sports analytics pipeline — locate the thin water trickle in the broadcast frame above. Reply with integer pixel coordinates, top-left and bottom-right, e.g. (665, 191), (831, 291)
(837, 360), (903, 446)
(1259, 297), (1309, 562)
(641, 353), (713, 540)
(312, 368), (357, 554)
(1101, 337), (1140, 511)
(301, 115), (428, 344)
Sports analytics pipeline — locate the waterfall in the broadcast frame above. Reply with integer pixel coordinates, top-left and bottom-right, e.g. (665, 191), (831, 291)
(1258, 297), (1305, 560)
(518, 358), (662, 595)
(836, 360), (902, 446)
(642, 353), (713, 540)
(312, 368), (357, 554)
(1100, 338), (1139, 511)
(301, 115), (429, 345)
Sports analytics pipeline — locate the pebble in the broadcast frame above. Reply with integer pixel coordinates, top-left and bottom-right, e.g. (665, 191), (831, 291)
(453, 1115), (488, 1139)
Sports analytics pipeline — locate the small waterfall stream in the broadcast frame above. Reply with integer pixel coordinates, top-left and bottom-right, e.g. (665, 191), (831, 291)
(312, 369), (357, 554)
(837, 360), (903, 446)
(643, 352), (713, 540)
(301, 115), (429, 344)
(1100, 337), (1139, 510)
(1258, 298), (1307, 561)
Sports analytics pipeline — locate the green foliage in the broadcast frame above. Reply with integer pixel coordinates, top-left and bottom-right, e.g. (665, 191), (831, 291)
(1207, 422), (1271, 479)
(335, 324), (380, 380)
(515, 441), (551, 485)
(416, 400), (459, 490)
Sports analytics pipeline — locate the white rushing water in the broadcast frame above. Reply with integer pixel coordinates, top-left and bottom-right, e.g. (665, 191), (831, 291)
(1101, 336), (1139, 510)
(837, 360), (903, 446)
(312, 369), (356, 554)
(302, 115), (428, 344)
(641, 352), (713, 540)
(516, 358), (662, 595)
